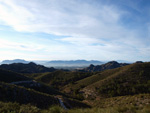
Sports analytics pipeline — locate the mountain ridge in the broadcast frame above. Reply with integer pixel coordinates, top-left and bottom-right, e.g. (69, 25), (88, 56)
(0, 59), (104, 68)
(78, 61), (129, 72)
(0, 62), (56, 73)
(1, 59), (29, 64)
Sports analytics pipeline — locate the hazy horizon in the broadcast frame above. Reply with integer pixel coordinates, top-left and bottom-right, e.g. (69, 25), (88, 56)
(0, 58), (138, 63)
(0, 0), (150, 61)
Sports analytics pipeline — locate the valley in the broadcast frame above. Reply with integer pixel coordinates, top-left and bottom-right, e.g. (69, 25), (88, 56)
(0, 61), (150, 113)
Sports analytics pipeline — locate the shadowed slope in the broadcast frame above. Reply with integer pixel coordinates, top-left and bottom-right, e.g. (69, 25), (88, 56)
(0, 62), (56, 73)
(0, 68), (31, 83)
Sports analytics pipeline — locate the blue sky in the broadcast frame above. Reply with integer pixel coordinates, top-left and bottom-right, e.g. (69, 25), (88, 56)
(0, 0), (150, 62)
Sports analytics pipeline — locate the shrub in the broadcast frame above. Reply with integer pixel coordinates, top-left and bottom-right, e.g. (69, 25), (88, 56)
(19, 104), (40, 113)
(48, 106), (66, 113)
(0, 102), (20, 113)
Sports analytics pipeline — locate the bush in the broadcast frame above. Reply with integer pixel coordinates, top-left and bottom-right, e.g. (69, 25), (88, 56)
(47, 106), (66, 113)
(19, 104), (40, 113)
(0, 101), (40, 113)
(0, 102), (20, 113)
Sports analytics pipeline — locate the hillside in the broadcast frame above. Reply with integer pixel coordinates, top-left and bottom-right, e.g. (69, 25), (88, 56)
(0, 61), (150, 112)
(63, 67), (121, 93)
(0, 82), (90, 109)
(0, 68), (66, 97)
(34, 70), (94, 89)
(0, 82), (58, 109)
(0, 94), (150, 113)
(79, 61), (128, 72)
(81, 62), (150, 99)
(34, 62), (150, 101)
(0, 68), (90, 110)
(0, 68), (31, 83)
(0, 62), (56, 73)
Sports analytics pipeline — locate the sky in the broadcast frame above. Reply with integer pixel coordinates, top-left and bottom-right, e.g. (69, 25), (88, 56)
(0, 0), (150, 62)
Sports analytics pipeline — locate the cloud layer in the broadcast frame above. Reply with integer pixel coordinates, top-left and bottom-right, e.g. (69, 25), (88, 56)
(0, 0), (149, 61)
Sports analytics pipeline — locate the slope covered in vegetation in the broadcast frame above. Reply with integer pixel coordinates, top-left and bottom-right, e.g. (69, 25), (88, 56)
(0, 82), (89, 109)
(0, 82), (58, 109)
(34, 70), (94, 89)
(82, 62), (150, 98)
(63, 67), (121, 93)
(0, 68), (31, 83)
(0, 62), (56, 73)
(0, 61), (150, 113)
(0, 99), (149, 113)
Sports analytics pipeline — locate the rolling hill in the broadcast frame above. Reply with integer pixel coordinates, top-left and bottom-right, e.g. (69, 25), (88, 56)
(0, 82), (90, 109)
(0, 68), (90, 110)
(78, 62), (150, 99)
(0, 82), (58, 109)
(0, 68), (64, 97)
(34, 70), (94, 89)
(0, 61), (150, 112)
(0, 62), (56, 73)
(0, 68), (31, 83)
(62, 67), (122, 93)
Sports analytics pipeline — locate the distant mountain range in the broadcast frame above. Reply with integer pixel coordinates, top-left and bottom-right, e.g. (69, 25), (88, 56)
(0, 59), (134, 70)
(44, 60), (103, 67)
(1, 59), (29, 64)
(0, 59), (104, 69)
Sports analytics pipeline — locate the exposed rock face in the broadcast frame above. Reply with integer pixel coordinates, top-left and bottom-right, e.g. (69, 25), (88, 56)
(79, 61), (129, 72)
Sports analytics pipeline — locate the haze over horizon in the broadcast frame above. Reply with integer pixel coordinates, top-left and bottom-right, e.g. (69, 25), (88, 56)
(0, 0), (150, 62)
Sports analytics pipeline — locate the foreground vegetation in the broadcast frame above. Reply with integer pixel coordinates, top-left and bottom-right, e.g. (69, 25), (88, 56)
(0, 101), (150, 113)
(0, 93), (149, 113)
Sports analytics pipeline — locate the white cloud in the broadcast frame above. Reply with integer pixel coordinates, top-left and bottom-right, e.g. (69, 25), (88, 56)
(0, 38), (44, 52)
(0, 0), (149, 61)
(0, 0), (122, 35)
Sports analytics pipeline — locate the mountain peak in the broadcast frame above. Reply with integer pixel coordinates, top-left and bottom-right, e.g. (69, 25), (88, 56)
(28, 62), (37, 65)
(79, 61), (129, 72)
(107, 61), (119, 64)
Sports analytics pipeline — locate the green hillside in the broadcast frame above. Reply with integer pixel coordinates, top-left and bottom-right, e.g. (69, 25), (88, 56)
(82, 62), (150, 98)
(0, 82), (89, 109)
(60, 62), (150, 101)
(0, 68), (66, 97)
(34, 70), (93, 89)
(94, 94), (150, 108)
(63, 67), (122, 93)
(0, 62), (150, 113)
(0, 82), (58, 109)
(0, 94), (150, 113)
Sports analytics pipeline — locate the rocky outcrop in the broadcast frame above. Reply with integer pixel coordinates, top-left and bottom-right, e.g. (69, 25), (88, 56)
(79, 61), (129, 72)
